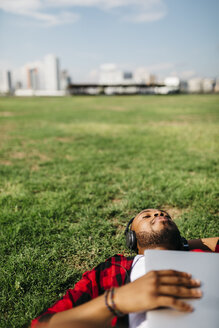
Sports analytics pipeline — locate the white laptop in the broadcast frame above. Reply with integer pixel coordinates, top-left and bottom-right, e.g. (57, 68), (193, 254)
(143, 250), (219, 328)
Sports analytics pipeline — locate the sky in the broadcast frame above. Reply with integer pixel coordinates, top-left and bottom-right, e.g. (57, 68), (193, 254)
(0, 0), (219, 82)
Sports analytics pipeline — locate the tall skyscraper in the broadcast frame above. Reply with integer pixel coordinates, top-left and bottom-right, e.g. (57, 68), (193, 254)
(44, 54), (60, 90)
(60, 70), (71, 90)
(27, 68), (38, 90)
(0, 70), (12, 94)
(13, 60), (44, 90)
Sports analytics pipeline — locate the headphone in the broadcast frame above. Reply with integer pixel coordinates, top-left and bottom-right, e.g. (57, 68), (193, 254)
(124, 217), (189, 252)
(124, 217), (138, 252)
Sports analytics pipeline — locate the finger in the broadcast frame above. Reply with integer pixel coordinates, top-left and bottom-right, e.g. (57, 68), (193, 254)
(159, 276), (201, 287)
(157, 296), (193, 312)
(156, 270), (192, 278)
(158, 285), (202, 299)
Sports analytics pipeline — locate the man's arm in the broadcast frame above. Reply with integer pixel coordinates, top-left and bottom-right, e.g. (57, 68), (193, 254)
(31, 255), (133, 327)
(188, 237), (219, 252)
(48, 293), (112, 328)
(46, 270), (201, 328)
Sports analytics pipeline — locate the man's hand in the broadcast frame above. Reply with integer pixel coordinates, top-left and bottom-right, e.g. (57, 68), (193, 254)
(46, 270), (202, 328)
(114, 270), (202, 314)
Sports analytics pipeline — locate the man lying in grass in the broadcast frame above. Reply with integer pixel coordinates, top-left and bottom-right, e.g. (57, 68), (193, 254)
(31, 209), (219, 328)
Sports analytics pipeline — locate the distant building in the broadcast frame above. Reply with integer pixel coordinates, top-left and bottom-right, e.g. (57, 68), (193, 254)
(214, 79), (219, 93)
(13, 60), (44, 90)
(148, 74), (157, 85)
(60, 70), (71, 90)
(158, 76), (181, 94)
(44, 54), (60, 91)
(15, 89), (66, 96)
(68, 81), (165, 96)
(13, 67), (27, 90)
(0, 70), (12, 94)
(123, 72), (132, 80)
(187, 78), (203, 93)
(164, 77), (180, 88)
(15, 81), (22, 89)
(27, 68), (38, 90)
(123, 71), (133, 84)
(187, 78), (214, 93)
(99, 64), (135, 85)
(11, 54), (62, 94)
(99, 64), (123, 85)
(179, 80), (188, 93)
(202, 78), (214, 93)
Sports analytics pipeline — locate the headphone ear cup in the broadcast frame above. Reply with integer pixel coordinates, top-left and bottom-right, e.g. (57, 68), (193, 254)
(126, 230), (137, 251)
(126, 231), (132, 249)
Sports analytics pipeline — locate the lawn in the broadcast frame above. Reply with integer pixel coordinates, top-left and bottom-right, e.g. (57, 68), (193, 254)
(0, 94), (218, 327)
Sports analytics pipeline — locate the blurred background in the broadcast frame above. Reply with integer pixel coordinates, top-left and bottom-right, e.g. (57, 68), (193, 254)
(0, 0), (219, 96)
(0, 2), (219, 327)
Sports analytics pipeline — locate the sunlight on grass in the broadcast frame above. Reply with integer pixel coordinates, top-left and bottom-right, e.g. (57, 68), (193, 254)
(0, 95), (218, 327)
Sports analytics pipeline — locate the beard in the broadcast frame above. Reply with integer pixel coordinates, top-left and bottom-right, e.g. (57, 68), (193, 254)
(136, 224), (183, 250)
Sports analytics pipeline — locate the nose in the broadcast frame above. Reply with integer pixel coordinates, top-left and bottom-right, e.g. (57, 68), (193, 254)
(154, 211), (164, 217)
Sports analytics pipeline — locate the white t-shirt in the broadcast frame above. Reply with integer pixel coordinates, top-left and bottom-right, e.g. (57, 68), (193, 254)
(129, 255), (148, 328)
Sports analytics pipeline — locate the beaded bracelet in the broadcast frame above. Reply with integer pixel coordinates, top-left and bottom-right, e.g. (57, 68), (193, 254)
(105, 289), (115, 316)
(110, 287), (124, 317)
(104, 287), (124, 317)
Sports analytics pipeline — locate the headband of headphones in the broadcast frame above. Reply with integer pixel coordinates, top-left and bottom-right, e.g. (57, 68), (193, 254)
(124, 217), (134, 235)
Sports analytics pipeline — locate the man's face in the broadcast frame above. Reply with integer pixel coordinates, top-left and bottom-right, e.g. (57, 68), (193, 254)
(132, 209), (182, 251)
(132, 209), (175, 234)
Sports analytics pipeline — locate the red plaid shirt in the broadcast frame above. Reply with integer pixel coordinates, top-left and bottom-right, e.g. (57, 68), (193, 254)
(31, 254), (134, 327)
(31, 246), (219, 327)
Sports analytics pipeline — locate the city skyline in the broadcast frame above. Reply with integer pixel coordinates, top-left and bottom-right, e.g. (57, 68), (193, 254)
(0, 0), (219, 82)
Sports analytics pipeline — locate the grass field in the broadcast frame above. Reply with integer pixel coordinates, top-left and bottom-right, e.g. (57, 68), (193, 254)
(0, 94), (219, 327)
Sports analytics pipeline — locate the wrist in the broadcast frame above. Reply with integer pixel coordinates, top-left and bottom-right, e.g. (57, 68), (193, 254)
(113, 285), (129, 315)
(105, 287), (125, 317)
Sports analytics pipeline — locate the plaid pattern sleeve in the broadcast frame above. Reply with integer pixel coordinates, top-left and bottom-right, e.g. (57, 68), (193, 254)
(31, 254), (134, 327)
